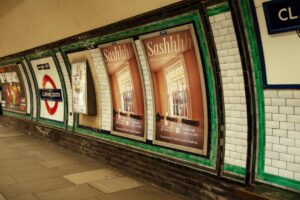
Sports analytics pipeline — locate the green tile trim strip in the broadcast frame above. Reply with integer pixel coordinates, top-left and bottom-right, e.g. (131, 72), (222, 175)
(75, 126), (214, 166)
(68, 12), (218, 168)
(258, 173), (300, 191)
(25, 50), (53, 61)
(240, 0), (300, 191)
(224, 163), (245, 176)
(3, 111), (31, 120)
(38, 118), (65, 129)
(0, 58), (20, 66)
(207, 2), (230, 17)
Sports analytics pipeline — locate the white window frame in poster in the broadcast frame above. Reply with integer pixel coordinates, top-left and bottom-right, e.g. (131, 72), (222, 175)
(139, 24), (208, 155)
(164, 56), (189, 119)
(117, 65), (135, 114)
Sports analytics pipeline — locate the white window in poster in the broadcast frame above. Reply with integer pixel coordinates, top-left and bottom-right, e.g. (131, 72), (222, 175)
(72, 61), (88, 114)
(30, 57), (64, 122)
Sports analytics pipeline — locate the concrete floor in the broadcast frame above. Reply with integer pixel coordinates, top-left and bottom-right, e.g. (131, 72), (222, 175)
(0, 124), (186, 200)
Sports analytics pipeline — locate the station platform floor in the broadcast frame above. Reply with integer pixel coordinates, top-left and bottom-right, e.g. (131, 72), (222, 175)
(0, 124), (186, 200)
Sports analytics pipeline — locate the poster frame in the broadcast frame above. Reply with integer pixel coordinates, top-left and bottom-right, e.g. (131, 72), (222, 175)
(0, 58), (32, 120)
(71, 60), (88, 114)
(139, 24), (209, 155)
(0, 64), (27, 114)
(99, 38), (147, 142)
(71, 59), (97, 116)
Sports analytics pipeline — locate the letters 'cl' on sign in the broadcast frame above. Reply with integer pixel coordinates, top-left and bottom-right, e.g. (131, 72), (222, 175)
(263, 0), (300, 34)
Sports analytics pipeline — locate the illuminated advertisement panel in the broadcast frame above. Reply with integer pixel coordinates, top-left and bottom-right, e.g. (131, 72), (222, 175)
(0, 65), (27, 113)
(100, 39), (145, 141)
(72, 61), (88, 114)
(141, 25), (208, 155)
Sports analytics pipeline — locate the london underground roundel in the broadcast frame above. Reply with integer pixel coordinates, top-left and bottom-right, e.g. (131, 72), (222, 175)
(43, 74), (58, 115)
(30, 57), (64, 122)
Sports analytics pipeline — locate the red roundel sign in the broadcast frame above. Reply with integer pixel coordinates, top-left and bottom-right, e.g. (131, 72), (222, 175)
(42, 75), (58, 115)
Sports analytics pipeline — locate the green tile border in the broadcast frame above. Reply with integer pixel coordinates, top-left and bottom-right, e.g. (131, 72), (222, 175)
(206, 1), (246, 177)
(224, 163), (245, 176)
(3, 110), (31, 120)
(20, 58), (34, 120)
(207, 2), (230, 17)
(62, 12), (219, 168)
(38, 118), (65, 129)
(259, 173), (300, 191)
(240, 0), (300, 191)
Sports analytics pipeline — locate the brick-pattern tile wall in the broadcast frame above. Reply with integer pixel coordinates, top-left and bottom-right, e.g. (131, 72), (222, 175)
(209, 12), (248, 169)
(23, 60), (37, 118)
(89, 48), (112, 131)
(135, 40), (154, 140)
(264, 90), (300, 181)
(18, 64), (31, 114)
(56, 52), (73, 127)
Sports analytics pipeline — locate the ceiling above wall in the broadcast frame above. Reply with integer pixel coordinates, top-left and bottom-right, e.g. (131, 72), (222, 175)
(0, 0), (180, 57)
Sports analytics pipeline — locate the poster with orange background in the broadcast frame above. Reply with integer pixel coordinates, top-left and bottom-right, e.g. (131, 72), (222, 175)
(141, 25), (208, 155)
(100, 40), (145, 141)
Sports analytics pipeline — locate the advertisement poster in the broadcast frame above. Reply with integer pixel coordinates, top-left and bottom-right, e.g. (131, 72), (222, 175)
(31, 57), (64, 122)
(141, 25), (208, 155)
(72, 61), (88, 114)
(68, 51), (100, 129)
(100, 40), (145, 140)
(0, 65), (27, 113)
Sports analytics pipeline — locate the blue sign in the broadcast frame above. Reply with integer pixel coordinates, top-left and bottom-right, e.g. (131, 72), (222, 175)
(39, 89), (63, 101)
(263, 0), (300, 34)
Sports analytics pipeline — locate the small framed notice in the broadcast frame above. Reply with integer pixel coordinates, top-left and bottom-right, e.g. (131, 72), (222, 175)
(72, 61), (96, 115)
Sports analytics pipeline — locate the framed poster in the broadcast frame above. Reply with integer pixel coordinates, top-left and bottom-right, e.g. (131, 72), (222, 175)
(71, 60), (96, 115)
(0, 64), (27, 113)
(99, 39), (146, 141)
(140, 24), (208, 155)
(72, 61), (88, 114)
(30, 57), (64, 122)
(68, 51), (99, 129)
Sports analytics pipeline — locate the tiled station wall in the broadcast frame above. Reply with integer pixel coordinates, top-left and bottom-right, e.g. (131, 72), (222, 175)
(18, 63), (31, 114)
(89, 48), (112, 131)
(23, 60), (37, 118)
(0, 0), (299, 193)
(209, 10), (248, 171)
(56, 53), (74, 128)
(264, 90), (300, 181)
(135, 40), (155, 140)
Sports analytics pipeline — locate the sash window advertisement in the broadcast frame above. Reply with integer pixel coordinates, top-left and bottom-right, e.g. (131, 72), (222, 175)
(140, 25), (208, 155)
(100, 40), (146, 141)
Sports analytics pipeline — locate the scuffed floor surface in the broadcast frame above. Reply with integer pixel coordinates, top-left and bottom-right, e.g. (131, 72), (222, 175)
(0, 125), (186, 200)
